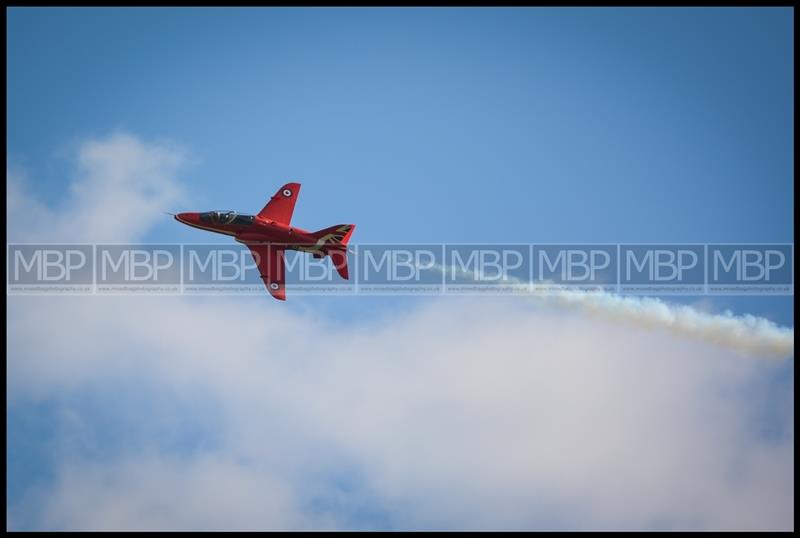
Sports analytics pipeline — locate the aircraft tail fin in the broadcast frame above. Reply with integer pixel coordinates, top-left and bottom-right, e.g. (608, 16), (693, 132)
(310, 224), (355, 247)
(310, 224), (355, 280)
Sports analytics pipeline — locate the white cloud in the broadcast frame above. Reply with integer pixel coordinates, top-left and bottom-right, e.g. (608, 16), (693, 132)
(7, 132), (186, 243)
(6, 133), (794, 531)
(7, 295), (794, 531)
(42, 454), (301, 531)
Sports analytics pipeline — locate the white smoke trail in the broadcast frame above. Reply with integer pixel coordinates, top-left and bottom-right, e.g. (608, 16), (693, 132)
(429, 263), (794, 359)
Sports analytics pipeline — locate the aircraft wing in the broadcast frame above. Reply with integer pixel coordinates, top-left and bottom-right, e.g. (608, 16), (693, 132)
(257, 182), (301, 224)
(246, 243), (286, 301)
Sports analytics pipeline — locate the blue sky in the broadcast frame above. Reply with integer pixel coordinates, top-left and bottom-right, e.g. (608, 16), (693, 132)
(7, 8), (794, 530)
(8, 8), (793, 240)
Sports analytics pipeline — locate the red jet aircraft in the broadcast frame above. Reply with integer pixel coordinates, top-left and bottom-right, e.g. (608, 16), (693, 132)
(175, 183), (354, 300)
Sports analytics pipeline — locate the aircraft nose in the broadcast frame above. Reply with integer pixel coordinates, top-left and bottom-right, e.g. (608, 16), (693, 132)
(175, 212), (200, 224)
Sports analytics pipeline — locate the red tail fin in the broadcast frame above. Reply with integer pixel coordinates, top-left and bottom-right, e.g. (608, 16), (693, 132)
(310, 224), (355, 280)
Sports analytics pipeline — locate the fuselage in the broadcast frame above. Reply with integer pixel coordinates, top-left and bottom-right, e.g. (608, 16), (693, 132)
(175, 210), (319, 251)
(174, 184), (354, 300)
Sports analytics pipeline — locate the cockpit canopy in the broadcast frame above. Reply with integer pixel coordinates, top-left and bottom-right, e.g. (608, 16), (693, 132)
(199, 210), (254, 226)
